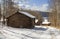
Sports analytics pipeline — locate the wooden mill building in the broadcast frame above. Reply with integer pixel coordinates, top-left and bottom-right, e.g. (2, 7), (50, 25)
(6, 11), (35, 28)
(0, 0), (42, 26)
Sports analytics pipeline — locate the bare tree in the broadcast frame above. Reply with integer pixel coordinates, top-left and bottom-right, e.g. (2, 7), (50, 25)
(48, 0), (58, 28)
(0, 0), (17, 25)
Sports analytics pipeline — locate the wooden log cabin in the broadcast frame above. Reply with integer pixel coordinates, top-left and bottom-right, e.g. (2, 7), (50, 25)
(1, 0), (60, 29)
(0, 0), (42, 26)
(6, 11), (35, 28)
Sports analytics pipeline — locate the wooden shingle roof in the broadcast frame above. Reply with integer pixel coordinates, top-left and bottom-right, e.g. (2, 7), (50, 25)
(19, 11), (35, 18)
(4, 9), (35, 18)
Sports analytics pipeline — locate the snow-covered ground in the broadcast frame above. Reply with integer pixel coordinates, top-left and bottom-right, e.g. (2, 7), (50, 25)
(0, 26), (60, 39)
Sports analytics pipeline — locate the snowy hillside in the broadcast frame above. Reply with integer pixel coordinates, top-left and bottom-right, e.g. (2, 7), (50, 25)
(0, 26), (60, 39)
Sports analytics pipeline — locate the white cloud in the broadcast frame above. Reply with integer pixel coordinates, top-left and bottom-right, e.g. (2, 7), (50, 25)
(13, 0), (49, 12)
(25, 5), (31, 8)
(43, 4), (48, 7)
(12, 0), (18, 3)
(31, 6), (39, 10)
(39, 4), (49, 11)
(18, 4), (24, 7)
(18, 1), (22, 4)
(0, 0), (2, 3)
(29, 4), (49, 11)
(0, 0), (1, 2)
(26, 4), (49, 11)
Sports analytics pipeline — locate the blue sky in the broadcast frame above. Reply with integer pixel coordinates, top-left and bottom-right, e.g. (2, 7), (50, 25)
(0, 0), (51, 12)
(24, 0), (49, 6)
(13, 0), (50, 11)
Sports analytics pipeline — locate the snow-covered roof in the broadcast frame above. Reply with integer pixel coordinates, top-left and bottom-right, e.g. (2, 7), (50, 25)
(19, 11), (35, 18)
